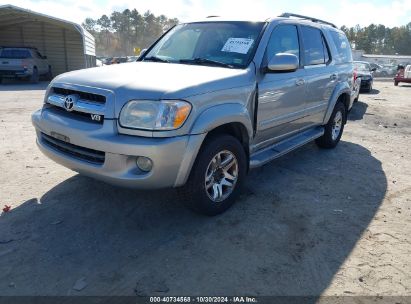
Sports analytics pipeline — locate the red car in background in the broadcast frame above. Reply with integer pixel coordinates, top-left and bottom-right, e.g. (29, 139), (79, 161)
(394, 65), (411, 86)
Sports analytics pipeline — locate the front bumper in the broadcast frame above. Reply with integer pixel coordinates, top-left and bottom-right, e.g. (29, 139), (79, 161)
(0, 69), (30, 78)
(32, 108), (205, 189)
(394, 76), (411, 84)
(360, 78), (372, 89)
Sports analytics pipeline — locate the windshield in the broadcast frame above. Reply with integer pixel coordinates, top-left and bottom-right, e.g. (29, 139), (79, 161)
(143, 21), (265, 68)
(0, 49), (32, 59)
(354, 62), (370, 72)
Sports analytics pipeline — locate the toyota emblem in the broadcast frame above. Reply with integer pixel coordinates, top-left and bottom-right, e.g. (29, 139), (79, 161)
(64, 95), (77, 111)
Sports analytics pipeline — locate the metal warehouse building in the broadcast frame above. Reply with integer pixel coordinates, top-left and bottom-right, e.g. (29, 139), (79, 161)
(0, 4), (96, 76)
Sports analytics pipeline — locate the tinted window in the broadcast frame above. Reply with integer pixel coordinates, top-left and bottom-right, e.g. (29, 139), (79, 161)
(0, 49), (32, 59)
(301, 26), (326, 65)
(265, 25), (300, 61)
(323, 36), (330, 63)
(330, 30), (352, 63)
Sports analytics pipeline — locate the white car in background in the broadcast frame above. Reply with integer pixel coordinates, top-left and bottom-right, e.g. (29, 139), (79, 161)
(0, 47), (52, 83)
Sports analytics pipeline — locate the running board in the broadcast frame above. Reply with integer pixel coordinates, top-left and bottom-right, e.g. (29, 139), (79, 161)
(249, 127), (324, 169)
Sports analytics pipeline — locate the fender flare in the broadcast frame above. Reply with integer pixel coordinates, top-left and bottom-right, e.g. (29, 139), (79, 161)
(323, 82), (351, 124)
(189, 103), (254, 139)
(174, 103), (253, 187)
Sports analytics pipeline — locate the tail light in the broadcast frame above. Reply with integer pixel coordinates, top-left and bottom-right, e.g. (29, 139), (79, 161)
(353, 69), (358, 82)
(21, 59), (28, 70)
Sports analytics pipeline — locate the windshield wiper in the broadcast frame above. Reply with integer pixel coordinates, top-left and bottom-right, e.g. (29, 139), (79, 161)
(144, 56), (170, 63)
(179, 58), (234, 68)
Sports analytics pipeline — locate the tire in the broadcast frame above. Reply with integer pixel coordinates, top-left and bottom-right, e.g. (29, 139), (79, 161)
(30, 68), (39, 83)
(394, 81), (399, 86)
(45, 66), (52, 81)
(0, 77), (2, 84)
(315, 102), (346, 149)
(178, 134), (247, 216)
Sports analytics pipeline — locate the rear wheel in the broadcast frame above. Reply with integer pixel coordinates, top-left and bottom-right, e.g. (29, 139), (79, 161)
(316, 102), (346, 149)
(178, 134), (247, 216)
(30, 68), (39, 83)
(45, 66), (52, 81)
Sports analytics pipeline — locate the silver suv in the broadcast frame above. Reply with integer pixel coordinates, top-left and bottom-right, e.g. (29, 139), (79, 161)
(0, 47), (51, 83)
(32, 14), (356, 215)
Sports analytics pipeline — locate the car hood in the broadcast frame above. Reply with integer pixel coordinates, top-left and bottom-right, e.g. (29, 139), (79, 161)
(52, 61), (254, 101)
(356, 71), (372, 77)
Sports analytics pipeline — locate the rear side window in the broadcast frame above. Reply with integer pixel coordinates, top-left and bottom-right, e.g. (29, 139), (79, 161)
(301, 26), (327, 66)
(329, 30), (352, 63)
(265, 25), (300, 61)
(0, 49), (32, 59)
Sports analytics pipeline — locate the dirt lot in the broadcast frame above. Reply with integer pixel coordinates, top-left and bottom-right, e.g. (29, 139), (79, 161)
(0, 80), (410, 298)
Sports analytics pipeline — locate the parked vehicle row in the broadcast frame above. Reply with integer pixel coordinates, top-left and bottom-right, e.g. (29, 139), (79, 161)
(100, 56), (135, 65)
(369, 63), (397, 77)
(0, 46), (52, 83)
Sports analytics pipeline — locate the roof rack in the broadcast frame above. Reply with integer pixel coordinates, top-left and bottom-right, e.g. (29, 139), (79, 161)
(206, 15), (219, 18)
(279, 12), (337, 28)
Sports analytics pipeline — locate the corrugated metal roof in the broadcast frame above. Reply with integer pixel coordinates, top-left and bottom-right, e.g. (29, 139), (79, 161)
(0, 4), (95, 56)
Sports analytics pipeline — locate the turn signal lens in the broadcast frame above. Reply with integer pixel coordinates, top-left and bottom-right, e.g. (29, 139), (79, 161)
(173, 104), (191, 128)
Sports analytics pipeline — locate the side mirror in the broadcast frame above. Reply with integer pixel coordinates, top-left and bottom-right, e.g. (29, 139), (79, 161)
(371, 67), (377, 72)
(266, 53), (299, 72)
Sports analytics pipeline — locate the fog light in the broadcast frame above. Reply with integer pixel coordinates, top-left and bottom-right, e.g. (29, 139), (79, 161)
(136, 156), (153, 172)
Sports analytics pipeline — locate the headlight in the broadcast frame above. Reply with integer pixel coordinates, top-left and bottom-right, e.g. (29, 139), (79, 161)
(119, 100), (191, 130)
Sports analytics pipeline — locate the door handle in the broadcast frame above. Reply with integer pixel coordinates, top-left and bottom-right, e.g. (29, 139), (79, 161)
(295, 79), (305, 86)
(330, 74), (338, 81)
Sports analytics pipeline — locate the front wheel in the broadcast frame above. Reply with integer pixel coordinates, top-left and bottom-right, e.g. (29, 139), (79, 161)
(316, 102), (346, 149)
(178, 134), (247, 216)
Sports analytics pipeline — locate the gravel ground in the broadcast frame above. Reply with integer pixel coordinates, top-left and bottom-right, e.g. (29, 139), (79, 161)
(0, 80), (410, 298)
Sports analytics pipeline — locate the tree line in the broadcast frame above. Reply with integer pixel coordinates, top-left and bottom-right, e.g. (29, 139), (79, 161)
(341, 23), (411, 55)
(83, 9), (411, 57)
(82, 9), (178, 57)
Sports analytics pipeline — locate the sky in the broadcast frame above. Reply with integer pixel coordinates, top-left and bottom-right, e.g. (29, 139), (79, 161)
(1, 0), (411, 28)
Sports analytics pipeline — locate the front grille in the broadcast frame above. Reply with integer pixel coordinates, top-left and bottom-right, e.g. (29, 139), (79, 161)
(52, 87), (106, 104)
(41, 133), (105, 165)
(47, 105), (104, 124)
